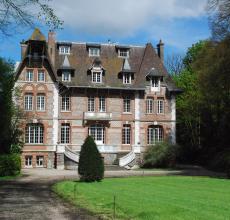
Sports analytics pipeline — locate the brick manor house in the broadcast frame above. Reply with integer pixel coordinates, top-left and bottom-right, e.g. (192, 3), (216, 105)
(15, 29), (181, 169)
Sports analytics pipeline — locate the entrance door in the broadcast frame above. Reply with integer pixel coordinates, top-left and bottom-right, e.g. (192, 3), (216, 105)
(89, 124), (105, 145)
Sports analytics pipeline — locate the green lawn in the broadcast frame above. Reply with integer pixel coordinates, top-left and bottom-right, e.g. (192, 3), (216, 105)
(0, 174), (20, 181)
(53, 176), (230, 220)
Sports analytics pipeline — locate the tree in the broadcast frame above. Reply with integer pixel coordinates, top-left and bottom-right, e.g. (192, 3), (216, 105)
(165, 53), (184, 75)
(0, 57), (23, 154)
(78, 136), (104, 182)
(0, 0), (63, 36)
(208, 0), (230, 40)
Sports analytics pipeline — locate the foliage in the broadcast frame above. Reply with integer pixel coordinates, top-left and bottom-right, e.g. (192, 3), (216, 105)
(54, 176), (230, 220)
(0, 154), (21, 177)
(78, 136), (104, 182)
(0, 57), (23, 154)
(165, 53), (184, 75)
(0, 0), (63, 36)
(142, 142), (180, 168)
(208, 0), (230, 40)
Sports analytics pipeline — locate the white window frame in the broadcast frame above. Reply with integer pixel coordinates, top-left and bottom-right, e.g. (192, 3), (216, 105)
(25, 123), (44, 144)
(118, 49), (129, 58)
(99, 96), (106, 112)
(146, 98), (154, 114)
(150, 76), (160, 91)
(26, 70), (33, 82)
(59, 46), (70, 54)
(123, 96), (131, 113)
(24, 93), (33, 111)
(89, 47), (100, 57)
(61, 123), (70, 144)
(122, 124), (131, 145)
(157, 99), (164, 114)
(92, 71), (102, 83)
(61, 95), (70, 112)
(25, 156), (32, 168)
(147, 126), (163, 145)
(36, 156), (44, 167)
(89, 124), (105, 145)
(38, 70), (45, 82)
(62, 72), (71, 82)
(36, 94), (45, 111)
(123, 73), (132, 84)
(88, 97), (95, 112)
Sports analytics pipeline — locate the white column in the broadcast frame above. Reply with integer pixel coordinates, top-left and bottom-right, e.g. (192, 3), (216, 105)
(52, 83), (59, 147)
(134, 91), (141, 153)
(171, 94), (176, 144)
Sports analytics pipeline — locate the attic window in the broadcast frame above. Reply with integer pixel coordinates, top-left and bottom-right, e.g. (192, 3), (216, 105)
(118, 49), (129, 58)
(92, 71), (102, 83)
(123, 73), (132, 84)
(59, 46), (70, 55)
(89, 47), (100, 57)
(62, 72), (71, 82)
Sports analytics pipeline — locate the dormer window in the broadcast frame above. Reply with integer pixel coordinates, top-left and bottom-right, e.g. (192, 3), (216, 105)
(92, 71), (102, 83)
(118, 49), (129, 58)
(151, 77), (160, 88)
(89, 47), (100, 57)
(59, 46), (70, 55)
(123, 73), (132, 84)
(62, 72), (71, 82)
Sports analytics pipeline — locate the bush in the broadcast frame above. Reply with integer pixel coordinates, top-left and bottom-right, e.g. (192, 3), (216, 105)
(0, 154), (21, 177)
(142, 142), (180, 168)
(78, 136), (104, 182)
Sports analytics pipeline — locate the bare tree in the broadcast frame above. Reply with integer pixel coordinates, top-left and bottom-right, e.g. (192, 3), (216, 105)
(208, 0), (230, 40)
(0, 0), (63, 36)
(165, 53), (185, 75)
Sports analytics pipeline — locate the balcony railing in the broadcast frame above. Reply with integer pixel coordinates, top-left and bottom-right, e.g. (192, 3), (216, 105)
(84, 112), (112, 121)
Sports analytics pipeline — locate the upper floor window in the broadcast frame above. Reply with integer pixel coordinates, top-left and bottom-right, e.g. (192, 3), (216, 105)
(24, 93), (33, 111)
(92, 71), (102, 83)
(25, 123), (44, 144)
(123, 73), (132, 84)
(37, 94), (45, 111)
(150, 76), (160, 88)
(38, 70), (45, 82)
(61, 123), (70, 144)
(123, 96), (131, 113)
(61, 95), (70, 111)
(147, 125), (163, 145)
(157, 99), (164, 114)
(59, 46), (70, 55)
(146, 98), (154, 114)
(118, 49), (129, 58)
(89, 47), (100, 57)
(99, 96), (106, 112)
(26, 70), (33, 81)
(88, 97), (95, 112)
(62, 72), (71, 82)
(122, 124), (131, 145)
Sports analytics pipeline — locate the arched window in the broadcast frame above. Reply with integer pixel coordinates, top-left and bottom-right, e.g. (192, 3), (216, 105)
(147, 125), (163, 145)
(25, 123), (44, 144)
(88, 124), (105, 145)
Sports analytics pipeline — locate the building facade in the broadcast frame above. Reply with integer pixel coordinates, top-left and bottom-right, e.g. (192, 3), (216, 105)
(15, 29), (181, 169)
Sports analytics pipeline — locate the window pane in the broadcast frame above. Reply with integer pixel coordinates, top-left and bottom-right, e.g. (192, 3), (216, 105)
(61, 123), (70, 144)
(38, 71), (45, 82)
(147, 126), (163, 144)
(123, 97), (131, 112)
(24, 94), (33, 111)
(88, 97), (95, 112)
(61, 95), (70, 111)
(146, 98), (153, 113)
(122, 124), (131, 144)
(37, 94), (45, 111)
(99, 96), (106, 112)
(25, 124), (44, 144)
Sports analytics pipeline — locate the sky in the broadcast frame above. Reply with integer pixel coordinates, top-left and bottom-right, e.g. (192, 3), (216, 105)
(0, 0), (210, 62)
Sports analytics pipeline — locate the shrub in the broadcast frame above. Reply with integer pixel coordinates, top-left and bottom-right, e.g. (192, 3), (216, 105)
(0, 154), (21, 177)
(78, 136), (104, 182)
(142, 142), (180, 168)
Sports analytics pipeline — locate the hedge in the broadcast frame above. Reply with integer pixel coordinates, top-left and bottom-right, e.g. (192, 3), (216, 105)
(0, 154), (21, 177)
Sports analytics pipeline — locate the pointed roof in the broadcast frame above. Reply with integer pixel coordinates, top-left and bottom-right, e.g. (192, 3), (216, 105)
(29, 28), (46, 41)
(146, 67), (162, 77)
(59, 56), (74, 70)
(123, 58), (131, 71)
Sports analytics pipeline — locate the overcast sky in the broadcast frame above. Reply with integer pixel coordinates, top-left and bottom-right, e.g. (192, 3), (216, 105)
(0, 0), (210, 61)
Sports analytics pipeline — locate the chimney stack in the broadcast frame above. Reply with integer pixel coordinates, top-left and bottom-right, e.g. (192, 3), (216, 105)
(48, 30), (56, 67)
(157, 39), (164, 63)
(20, 40), (27, 60)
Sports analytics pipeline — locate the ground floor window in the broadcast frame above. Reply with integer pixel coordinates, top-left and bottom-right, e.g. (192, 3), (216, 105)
(25, 123), (44, 144)
(36, 156), (44, 167)
(122, 124), (131, 144)
(88, 124), (105, 145)
(147, 126), (164, 145)
(25, 156), (32, 167)
(61, 123), (70, 144)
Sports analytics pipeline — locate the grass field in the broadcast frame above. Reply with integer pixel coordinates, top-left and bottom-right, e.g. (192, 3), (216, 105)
(53, 176), (230, 220)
